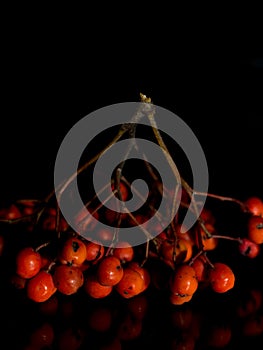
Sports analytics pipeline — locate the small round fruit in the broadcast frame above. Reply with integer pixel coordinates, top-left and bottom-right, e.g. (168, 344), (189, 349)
(208, 262), (235, 293)
(96, 256), (124, 286)
(196, 223), (218, 251)
(169, 264), (198, 296)
(191, 256), (207, 282)
(115, 267), (144, 299)
(27, 270), (57, 302)
(247, 215), (263, 244)
(169, 292), (193, 305)
(238, 238), (261, 258)
(85, 240), (104, 263)
(128, 261), (151, 292)
(84, 273), (113, 299)
(244, 196), (263, 217)
(53, 264), (84, 295)
(112, 241), (134, 264)
(59, 236), (87, 265)
(16, 247), (42, 279)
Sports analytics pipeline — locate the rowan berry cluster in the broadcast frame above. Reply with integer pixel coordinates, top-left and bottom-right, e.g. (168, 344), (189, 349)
(1, 94), (263, 348)
(1, 181), (263, 307)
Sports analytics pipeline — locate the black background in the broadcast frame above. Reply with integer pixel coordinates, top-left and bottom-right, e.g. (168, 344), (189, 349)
(1, 16), (262, 204)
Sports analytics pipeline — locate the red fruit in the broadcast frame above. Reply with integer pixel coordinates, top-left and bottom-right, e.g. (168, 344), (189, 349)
(74, 206), (99, 234)
(85, 240), (105, 263)
(112, 241), (134, 264)
(238, 238), (261, 258)
(247, 215), (263, 244)
(53, 264), (84, 295)
(169, 264), (198, 296)
(41, 208), (68, 232)
(244, 196), (263, 217)
(208, 262), (235, 293)
(199, 207), (216, 225)
(27, 270), (57, 302)
(96, 227), (114, 243)
(16, 247), (42, 279)
(18, 199), (39, 216)
(128, 261), (151, 292)
(0, 203), (22, 220)
(195, 223), (218, 251)
(169, 292), (193, 305)
(59, 236), (87, 265)
(191, 256), (207, 282)
(114, 267), (144, 299)
(84, 272), (113, 299)
(96, 256), (124, 286)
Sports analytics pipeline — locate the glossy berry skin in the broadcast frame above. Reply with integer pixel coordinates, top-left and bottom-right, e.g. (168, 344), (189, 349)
(27, 270), (57, 302)
(196, 223), (218, 251)
(191, 256), (207, 282)
(208, 262), (235, 293)
(244, 196), (263, 217)
(53, 264), (84, 295)
(85, 240), (104, 263)
(169, 292), (193, 305)
(169, 264), (198, 296)
(115, 267), (144, 299)
(238, 238), (261, 258)
(96, 256), (124, 286)
(59, 236), (87, 265)
(16, 247), (42, 279)
(128, 261), (151, 293)
(112, 241), (134, 264)
(84, 272), (113, 298)
(247, 215), (263, 244)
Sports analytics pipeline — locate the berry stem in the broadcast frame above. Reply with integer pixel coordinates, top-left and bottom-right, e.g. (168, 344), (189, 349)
(211, 235), (243, 244)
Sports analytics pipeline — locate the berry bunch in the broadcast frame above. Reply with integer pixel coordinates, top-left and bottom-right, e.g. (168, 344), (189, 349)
(0, 96), (263, 312)
(1, 180), (263, 308)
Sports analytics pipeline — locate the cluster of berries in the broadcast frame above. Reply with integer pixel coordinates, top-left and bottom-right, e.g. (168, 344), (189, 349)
(0, 190), (263, 309)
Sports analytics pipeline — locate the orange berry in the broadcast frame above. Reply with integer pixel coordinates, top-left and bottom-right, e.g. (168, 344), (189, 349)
(84, 272), (112, 299)
(170, 264), (198, 296)
(112, 241), (134, 264)
(16, 247), (42, 279)
(96, 256), (123, 286)
(247, 215), (263, 244)
(244, 196), (263, 217)
(59, 236), (87, 265)
(208, 262), (235, 293)
(114, 267), (144, 298)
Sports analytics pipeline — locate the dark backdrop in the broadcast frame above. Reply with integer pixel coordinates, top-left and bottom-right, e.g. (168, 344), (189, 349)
(1, 20), (262, 204)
